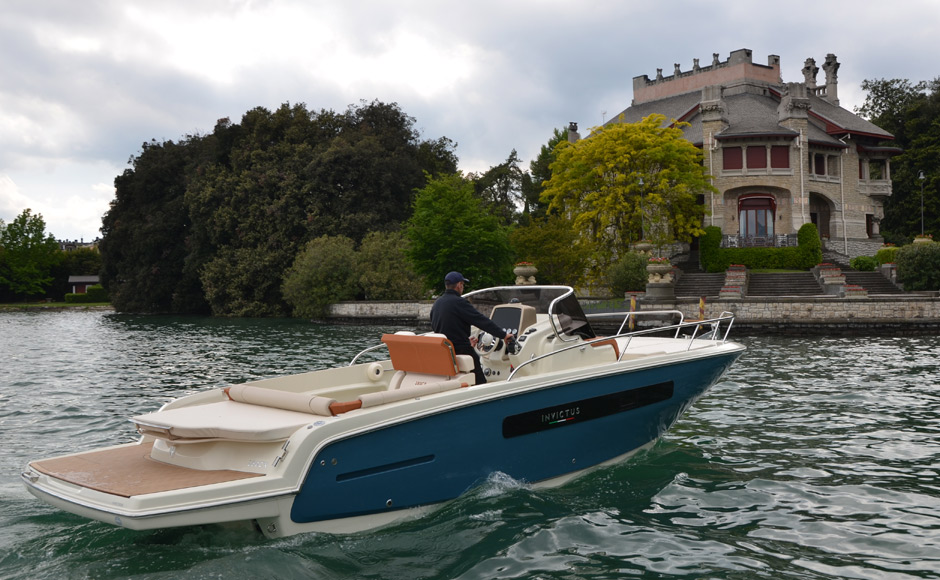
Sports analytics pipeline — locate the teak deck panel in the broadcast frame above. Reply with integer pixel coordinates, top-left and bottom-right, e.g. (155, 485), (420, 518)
(30, 442), (261, 498)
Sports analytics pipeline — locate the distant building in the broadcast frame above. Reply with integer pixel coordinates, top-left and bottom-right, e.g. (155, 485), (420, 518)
(59, 239), (100, 252)
(607, 48), (898, 259)
(68, 275), (99, 294)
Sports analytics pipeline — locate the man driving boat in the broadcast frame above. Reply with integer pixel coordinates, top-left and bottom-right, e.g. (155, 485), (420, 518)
(430, 271), (514, 384)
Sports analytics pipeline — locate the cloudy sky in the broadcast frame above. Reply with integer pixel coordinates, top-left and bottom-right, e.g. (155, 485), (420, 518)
(2, 0), (938, 241)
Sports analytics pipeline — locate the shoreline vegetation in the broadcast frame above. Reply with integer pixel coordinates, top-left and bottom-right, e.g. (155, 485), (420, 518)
(0, 302), (113, 312)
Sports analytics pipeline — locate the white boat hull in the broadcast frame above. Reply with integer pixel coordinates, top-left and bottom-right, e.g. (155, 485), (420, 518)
(23, 286), (745, 538)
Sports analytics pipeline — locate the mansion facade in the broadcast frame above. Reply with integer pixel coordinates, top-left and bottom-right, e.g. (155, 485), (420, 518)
(607, 48), (898, 259)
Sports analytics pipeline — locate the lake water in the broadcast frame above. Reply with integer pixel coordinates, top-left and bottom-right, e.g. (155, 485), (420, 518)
(1, 310), (938, 580)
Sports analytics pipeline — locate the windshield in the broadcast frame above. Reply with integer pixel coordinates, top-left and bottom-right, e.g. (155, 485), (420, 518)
(465, 285), (596, 341)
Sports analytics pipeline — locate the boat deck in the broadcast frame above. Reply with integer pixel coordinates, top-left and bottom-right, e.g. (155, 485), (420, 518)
(29, 442), (261, 498)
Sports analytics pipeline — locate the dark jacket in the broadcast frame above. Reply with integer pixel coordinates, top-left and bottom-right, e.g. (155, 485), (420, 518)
(430, 289), (507, 349)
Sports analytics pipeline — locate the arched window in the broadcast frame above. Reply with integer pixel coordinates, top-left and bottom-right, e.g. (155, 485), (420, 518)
(738, 195), (775, 238)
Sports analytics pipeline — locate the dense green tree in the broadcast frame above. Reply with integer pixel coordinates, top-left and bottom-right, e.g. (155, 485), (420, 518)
(306, 100), (439, 240)
(100, 100), (457, 316)
(541, 114), (714, 277)
(896, 241), (940, 291)
(356, 230), (425, 300)
(0, 209), (62, 299)
(281, 235), (359, 318)
(100, 137), (207, 313)
(523, 127), (567, 221)
(855, 79), (931, 142)
(508, 214), (589, 286)
(187, 104), (330, 316)
(50, 247), (102, 300)
(406, 173), (513, 291)
(856, 78), (940, 242)
(61, 247), (102, 275)
(606, 252), (648, 295)
(472, 149), (525, 226)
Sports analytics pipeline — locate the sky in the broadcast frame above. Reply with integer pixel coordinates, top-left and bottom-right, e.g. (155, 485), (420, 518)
(2, 0), (939, 242)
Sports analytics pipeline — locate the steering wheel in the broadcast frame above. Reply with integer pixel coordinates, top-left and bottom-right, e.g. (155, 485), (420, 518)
(475, 332), (502, 355)
(476, 332), (522, 358)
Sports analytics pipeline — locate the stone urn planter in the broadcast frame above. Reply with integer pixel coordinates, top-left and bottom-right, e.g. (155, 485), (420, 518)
(513, 264), (537, 285)
(646, 263), (673, 284)
(632, 242), (653, 255)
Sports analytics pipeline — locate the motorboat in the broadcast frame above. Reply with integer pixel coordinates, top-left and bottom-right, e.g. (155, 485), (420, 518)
(21, 285), (745, 538)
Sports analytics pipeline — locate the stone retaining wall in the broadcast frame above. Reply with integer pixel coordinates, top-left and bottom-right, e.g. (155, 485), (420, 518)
(327, 301), (434, 325)
(327, 296), (940, 334)
(635, 296), (940, 334)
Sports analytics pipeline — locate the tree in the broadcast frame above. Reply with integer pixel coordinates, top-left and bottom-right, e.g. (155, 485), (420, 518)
(472, 149), (525, 226)
(606, 252), (648, 295)
(509, 214), (589, 286)
(522, 127), (567, 221)
(51, 247), (103, 300)
(356, 230), (425, 300)
(100, 137), (207, 313)
(0, 209), (62, 299)
(857, 78), (940, 242)
(855, 78), (930, 141)
(100, 100), (459, 316)
(406, 173), (513, 291)
(281, 235), (359, 318)
(896, 242), (940, 291)
(541, 114), (714, 276)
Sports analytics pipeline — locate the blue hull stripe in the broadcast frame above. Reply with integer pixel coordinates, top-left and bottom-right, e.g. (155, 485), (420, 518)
(291, 351), (739, 523)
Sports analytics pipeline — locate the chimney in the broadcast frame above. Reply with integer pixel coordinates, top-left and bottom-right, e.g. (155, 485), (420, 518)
(700, 85), (726, 124)
(778, 82), (811, 123)
(567, 122), (580, 143)
(802, 58), (818, 89)
(822, 54), (840, 105)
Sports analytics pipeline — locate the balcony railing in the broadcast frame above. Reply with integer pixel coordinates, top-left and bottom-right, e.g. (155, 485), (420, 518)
(722, 234), (797, 248)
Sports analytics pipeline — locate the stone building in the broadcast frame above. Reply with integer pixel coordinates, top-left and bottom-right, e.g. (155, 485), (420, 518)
(608, 48), (898, 259)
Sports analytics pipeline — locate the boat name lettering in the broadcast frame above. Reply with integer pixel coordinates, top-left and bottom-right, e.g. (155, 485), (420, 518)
(502, 381), (674, 438)
(542, 407), (580, 425)
(248, 459), (268, 469)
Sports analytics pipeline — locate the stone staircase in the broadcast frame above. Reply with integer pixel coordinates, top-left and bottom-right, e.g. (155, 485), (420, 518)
(842, 271), (905, 295)
(665, 248), (905, 298)
(746, 272), (825, 297)
(674, 272), (726, 297)
(672, 249), (725, 297)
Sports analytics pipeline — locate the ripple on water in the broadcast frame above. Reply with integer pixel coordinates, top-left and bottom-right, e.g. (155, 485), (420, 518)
(2, 313), (939, 579)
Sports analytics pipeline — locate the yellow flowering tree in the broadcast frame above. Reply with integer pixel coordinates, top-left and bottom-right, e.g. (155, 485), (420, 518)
(540, 114), (715, 272)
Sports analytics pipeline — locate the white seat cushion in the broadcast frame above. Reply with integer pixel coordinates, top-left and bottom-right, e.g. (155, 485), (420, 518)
(132, 401), (315, 442)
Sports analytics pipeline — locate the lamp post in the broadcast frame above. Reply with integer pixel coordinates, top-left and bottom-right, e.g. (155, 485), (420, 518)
(638, 176), (645, 240)
(919, 170), (926, 236)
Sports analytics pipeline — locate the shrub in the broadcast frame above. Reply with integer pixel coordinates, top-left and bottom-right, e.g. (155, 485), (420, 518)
(282, 235), (359, 318)
(509, 215), (590, 286)
(356, 231), (425, 300)
(718, 246), (810, 270)
(64, 285), (109, 303)
(699, 223), (821, 272)
(896, 242), (940, 291)
(875, 246), (900, 265)
(700, 226), (723, 272)
(849, 256), (879, 271)
(796, 223), (823, 266)
(606, 253), (647, 295)
(85, 284), (109, 302)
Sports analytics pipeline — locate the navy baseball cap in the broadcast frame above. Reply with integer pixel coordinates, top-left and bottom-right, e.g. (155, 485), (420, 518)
(444, 271), (469, 284)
